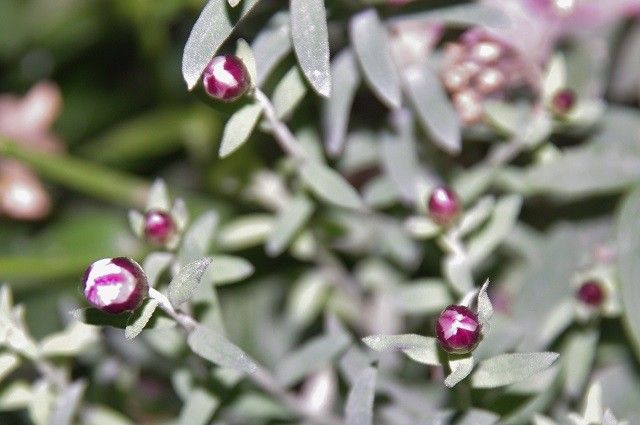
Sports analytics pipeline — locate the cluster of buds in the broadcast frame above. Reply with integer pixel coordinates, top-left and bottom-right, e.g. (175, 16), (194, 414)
(441, 29), (528, 125)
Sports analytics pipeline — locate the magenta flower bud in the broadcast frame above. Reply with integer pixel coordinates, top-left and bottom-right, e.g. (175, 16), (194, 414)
(551, 88), (576, 116)
(576, 280), (605, 308)
(202, 55), (250, 102)
(435, 305), (481, 354)
(428, 186), (460, 227)
(143, 209), (175, 246)
(82, 258), (148, 314)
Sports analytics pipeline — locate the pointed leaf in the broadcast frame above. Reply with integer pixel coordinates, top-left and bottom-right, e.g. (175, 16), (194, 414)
(146, 179), (170, 211)
(266, 194), (314, 256)
(290, 0), (331, 96)
(218, 214), (274, 250)
(142, 252), (174, 287)
(219, 103), (263, 158)
(477, 279), (493, 327)
(252, 12), (292, 86)
(350, 9), (401, 109)
(125, 300), (159, 339)
(177, 388), (219, 425)
(179, 211), (218, 264)
(182, 0), (261, 90)
(235, 39), (257, 84)
(207, 255), (254, 285)
(50, 380), (86, 425)
(392, 280), (451, 315)
(471, 352), (559, 389)
(445, 355), (474, 387)
(272, 66), (307, 119)
(345, 367), (377, 425)
(187, 324), (258, 374)
(128, 210), (144, 237)
(0, 353), (20, 384)
(168, 258), (214, 307)
(299, 161), (364, 210)
(362, 334), (440, 366)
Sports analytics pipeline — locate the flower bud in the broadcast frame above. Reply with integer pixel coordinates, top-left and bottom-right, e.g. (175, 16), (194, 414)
(202, 55), (250, 102)
(551, 88), (576, 116)
(143, 209), (176, 246)
(452, 89), (483, 125)
(435, 305), (481, 354)
(576, 280), (605, 308)
(82, 258), (148, 314)
(427, 186), (460, 227)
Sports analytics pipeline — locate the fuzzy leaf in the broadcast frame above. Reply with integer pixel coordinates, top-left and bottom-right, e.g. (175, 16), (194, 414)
(445, 355), (474, 387)
(266, 194), (314, 256)
(218, 214), (274, 250)
(362, 334), (440, 366)
(125, 300), (159, 339)
(0, 353), (20, 383)
(50, 380), (86, 425)
(40, 322), (99, 356)
(457, 196), (495, 237)
(345, 366), (377, 425)
(458, 409), (499, 425)
(471, 352), (559, 389)
(207, 255), (254, 285)
(167, 257), (214, 307)
(146, 179), (170, 211)
(323, 49), (361, 156)
(393, 3), (509, 29)
(142, 252), (174, 287)
(235, 39), (257, 85)
(299, 161), (364, 210)
(404, 216), (440, 239)
(392, 280), (451, 315)
(350, 9), (401, 109)
(443, 253), (474, 295)
(182, 0), (261, 90)
(477, 279), (493, 327)
(179, 211), (218, 264)
(562, 329), (599, 398)
(252, 12), (291, 86)
(177, 388), (219, 425)
(219, 103), (263, 158)
(128, 210), (144, 237)
(272, 66), (307, 119)
(290, 0), (331, 97)
(582, 382), (603, 423)
(187, 324), (258, 374)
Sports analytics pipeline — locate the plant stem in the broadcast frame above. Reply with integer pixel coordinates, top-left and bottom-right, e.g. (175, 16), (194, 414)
(252, 89), (307, 159)
(149, 286), (345, 425)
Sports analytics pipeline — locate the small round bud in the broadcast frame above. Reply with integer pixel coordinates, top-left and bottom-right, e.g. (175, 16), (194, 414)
(476, 68), (505, 94)
(202, 55), (250, 102)
(435, 305), (482, 354)
(470, 41), (502, 64)
(453, 90), (483, 125)
(143, 209), (175, 246)
(82, 258), (148, 314)
(551, 88), (576, 116)
(428, 186), (460, 227)
(576, 280), (605, 308)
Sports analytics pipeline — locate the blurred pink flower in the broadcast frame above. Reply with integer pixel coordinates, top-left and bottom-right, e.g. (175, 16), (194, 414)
(0, 82), (64, 220)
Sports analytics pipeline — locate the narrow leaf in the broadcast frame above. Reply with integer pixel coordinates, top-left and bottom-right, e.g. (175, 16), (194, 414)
(323, 49), (361, 156)
(445, 356), (474, 387)
(272, 66), (307, 119)
(187, 324), (258, 374)
(392, 280), (451, 315)
(142, 252), (174, 287)
(477, 279), (493, 327)
(362, 334), (440, 366)
(0, 353), (20, 383)
(219, 103), (263, 158)
(345, 367), (377, 425)
(177, 388), (219, 425)
(471, 352), (560, 388)
(179, 211), (218, 264)
(266, 194), (314, 256)
(290, 0), (331, 96)
(125, 300), (159, 339)
(146, 179), (170, 211)
(50, 381), (86, 425)
(299, 161), (364, 210)
(252, 12), (292, 86)
(182, 0), (261, 90)
(235, 39), (257, 84)
(168, 257), (214, 307)
(207, 255), (254, 285)
(218, 214), (274, 250)
(391, 4), (509, 29)
(350, 9), (401, 109)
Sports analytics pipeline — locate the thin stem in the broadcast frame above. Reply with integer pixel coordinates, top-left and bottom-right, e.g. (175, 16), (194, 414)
(149, 286), (345, 425)
(253, 89), (307, 159)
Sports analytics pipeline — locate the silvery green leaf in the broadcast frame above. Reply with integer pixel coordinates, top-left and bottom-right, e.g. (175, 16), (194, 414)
(403, 66), (461, 154)
(345, 366), (377, 425)
(457, 409), (499, 425)
(380, 127), (419, 202)
(299, 160), (364, 210)
(146, 179), (170, 211)
(228, 0), (241, 6)
(350, 9), (401, 109)
(582, 381), (602, 423)
(392, 3), (509, 29)
(290, 0), (331, 97)
(286, 272), (329, 329)
(127, 210), (144, 237)
(599, 364), (640, 421)
(467, 194), (522, 266)
(0, 352), (19, 383)
(562, 329), (599, 398)
(443, 253), (474, 295)
(272, 66), (307, 119)
(266, 194), (314, 256)
(40, 322), (98, 356)
(535, 299), (574, 349)
(206, 255), (254, 285)
(252, 12), (291, 86)
(323, 49), (361, 156)
(50, 380), (86, 425)
(29, 380), (52, 425)
(617, 186), (640, 359)
(187, 324), (258, 374)
(125, 299), (159, 339)
(219, 103), (263, 158)
(172, 369), (193, 401)
(363, 176), (398, 208)
(471, 352), (559, 389)
(0, 381), (33, 411)
(404, 216), (440, 239)
(171, 198), (189, 230)
(457, 196), (495, 237)
(445, 355), (474, 387)
(179, 211), (218, 264)
(392, 279), (451, 315)
(227, 392), (293, 421)
(235, 39), (257, 85)
(603, 409), (621, 425)
(362, 334), (440, 366)
(296, 127), (325, 163)
(452, 165), (497, 204)
(483, 102), (528, 136)
(168, 257), (214, 307)
(182, 0), (261, 90)
(218, 214), (274, 250)
(474, 313), (522, 361)
(82, 406), (133, 425)
(376, 219), (421, 270)
(177, 388), (219, 425)
(533, 415), (558, 425)
(3, 323), (38, 360)
(542, 54), (567, 102)
(275, 331), (350, 386)
(610, 25), (640, 101)
(142, 252), (173, 287)
(477, 279), (492, 327)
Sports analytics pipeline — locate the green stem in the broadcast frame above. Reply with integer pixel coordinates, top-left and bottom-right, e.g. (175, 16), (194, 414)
(0, 138), (149, 208)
